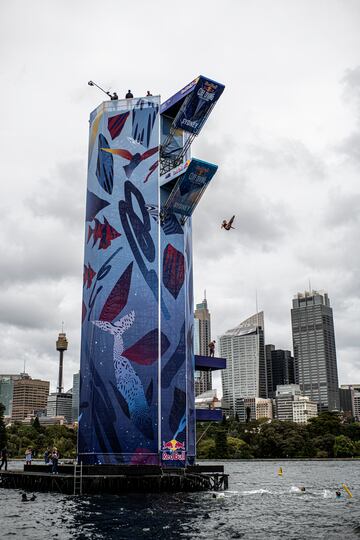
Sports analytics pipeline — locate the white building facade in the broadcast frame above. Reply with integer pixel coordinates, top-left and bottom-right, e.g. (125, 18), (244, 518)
(220, 312), (267, 417)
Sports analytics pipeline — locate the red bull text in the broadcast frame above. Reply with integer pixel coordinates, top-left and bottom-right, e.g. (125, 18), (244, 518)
(162, 439), (186, 461)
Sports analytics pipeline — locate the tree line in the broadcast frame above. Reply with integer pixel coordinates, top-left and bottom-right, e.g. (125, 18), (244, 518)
(1, 404), (359, 460)
(0, 404), (77, 459)
(197, 412), (360, 459)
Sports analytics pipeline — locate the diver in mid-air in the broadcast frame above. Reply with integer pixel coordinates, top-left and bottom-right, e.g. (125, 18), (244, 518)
(221, 215), (235, 230)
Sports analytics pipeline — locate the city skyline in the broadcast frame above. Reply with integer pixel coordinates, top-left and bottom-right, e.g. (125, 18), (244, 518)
(0, 1), (359, 391)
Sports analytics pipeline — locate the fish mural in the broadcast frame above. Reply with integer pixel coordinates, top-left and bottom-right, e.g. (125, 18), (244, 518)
(83, 263), (96, 289)
(92, 311), (154, 440)
(87, 217), (121, 250)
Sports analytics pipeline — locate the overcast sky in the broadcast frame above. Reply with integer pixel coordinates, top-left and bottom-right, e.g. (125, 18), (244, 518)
(0, 0), (359, 393)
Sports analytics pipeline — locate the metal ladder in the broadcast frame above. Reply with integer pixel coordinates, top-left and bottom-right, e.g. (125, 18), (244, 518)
(73, 461), (83, 495)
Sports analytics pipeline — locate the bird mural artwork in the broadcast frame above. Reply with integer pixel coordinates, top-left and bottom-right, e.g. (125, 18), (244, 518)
(100, 146), (158, 179)
(221, 215), (235, 230)
(92, 311), (154, 440)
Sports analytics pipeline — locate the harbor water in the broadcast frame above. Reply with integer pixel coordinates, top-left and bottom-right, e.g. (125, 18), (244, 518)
(1, 460), (359, 539)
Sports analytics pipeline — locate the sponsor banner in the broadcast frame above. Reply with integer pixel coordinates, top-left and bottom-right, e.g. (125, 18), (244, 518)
(165, 158), (217, 217)
(160, 159), (191, 187)
(160, 77), (200, 115)
(173, 76), (225, 135)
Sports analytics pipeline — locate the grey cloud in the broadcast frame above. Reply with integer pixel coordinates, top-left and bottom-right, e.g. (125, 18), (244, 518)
(338, 66), (360, 163)
(325, 190), (360, 227)
(342, 66), (360, 111)
(28, 160), (86, 225)
(337, 132), (360, 163)
(245, 139), (326, 181)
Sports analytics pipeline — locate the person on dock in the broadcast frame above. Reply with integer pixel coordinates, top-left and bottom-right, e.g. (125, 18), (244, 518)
(51, 447), (59, 474)
(44, 447), (51, 465)
(0, 447), (8, 471)
(208, 340), (216, 357)
(25, 447), (32, 465)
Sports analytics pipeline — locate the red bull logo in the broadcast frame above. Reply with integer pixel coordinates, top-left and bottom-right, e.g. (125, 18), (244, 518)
(203, 81), (217, 93)
(162, 439), (186, 461)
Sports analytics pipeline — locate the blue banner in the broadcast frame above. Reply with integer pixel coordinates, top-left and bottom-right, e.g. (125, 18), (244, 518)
(164, 159), (217, 217)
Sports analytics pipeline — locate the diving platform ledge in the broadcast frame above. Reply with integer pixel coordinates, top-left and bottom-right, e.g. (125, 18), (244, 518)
(195, 354), (226, 371)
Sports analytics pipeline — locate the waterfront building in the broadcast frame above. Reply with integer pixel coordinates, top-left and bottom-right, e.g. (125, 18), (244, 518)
(0, 374), (25, 416)
(194, 296), (212, 396)
(46, 392), (72, 423)
(266, 347), (295, 399)
(23, 413), (67, 426)
(72, 371), (80, 423)
(237, 397), (273, 422)
(275, 384), (301, 421)
(292, 396), (318, 424)
(339, 386), (355, 417)
(353, 391), (360, 422)
(220, 312), (267, 416)
(291, 290), (340, 411)
(11, 376), (50, 421)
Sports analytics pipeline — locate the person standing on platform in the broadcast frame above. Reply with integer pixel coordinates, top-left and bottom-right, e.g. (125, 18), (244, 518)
(125, 90), (134, 98)
(51, 447), (59, 474)
(44, 447), (51, 465)
(146, 90), (153, 96)
(0, 447), (8, 471)
(208, 340), (216, 357)
(25, 447), (32, 465)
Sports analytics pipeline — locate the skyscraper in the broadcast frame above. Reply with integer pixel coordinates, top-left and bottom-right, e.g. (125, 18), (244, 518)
(0, 374), (25, 416)
(11, 375), (50, 421)
(219, 312), (267, 416)
(291, 290), (339, 411)
(194, 296), (212, 396)
(46, 392), (72, 423)
(266, 346), (295, 398)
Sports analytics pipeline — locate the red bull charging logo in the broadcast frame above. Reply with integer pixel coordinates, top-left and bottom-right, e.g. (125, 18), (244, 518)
(162, 439), (186, 461)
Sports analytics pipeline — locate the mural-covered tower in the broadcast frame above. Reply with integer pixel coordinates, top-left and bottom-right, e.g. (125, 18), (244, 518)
(79, 77), (224, 466)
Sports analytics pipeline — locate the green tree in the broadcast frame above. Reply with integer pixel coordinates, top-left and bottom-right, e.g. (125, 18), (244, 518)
(227, 436), (253, 458)
(342, 423), (360, 442)
(334, 435), (355, 457)
(32, 416), (42, 432)
(307, 412), (341, 437)
(215, 430), (228, 458)
(197, 438), (216, 458)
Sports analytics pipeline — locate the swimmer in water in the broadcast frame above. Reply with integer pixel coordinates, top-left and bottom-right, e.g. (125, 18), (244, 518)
(299, 487), (306, 492)
(336, 490), (341, 498)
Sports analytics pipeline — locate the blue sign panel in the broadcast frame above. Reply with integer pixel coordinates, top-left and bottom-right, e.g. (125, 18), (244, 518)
(161, 76), (225, 135)
(174, 77), (224, 135)
(160, 77), (199, 115)
(163, 158), (217, 217)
